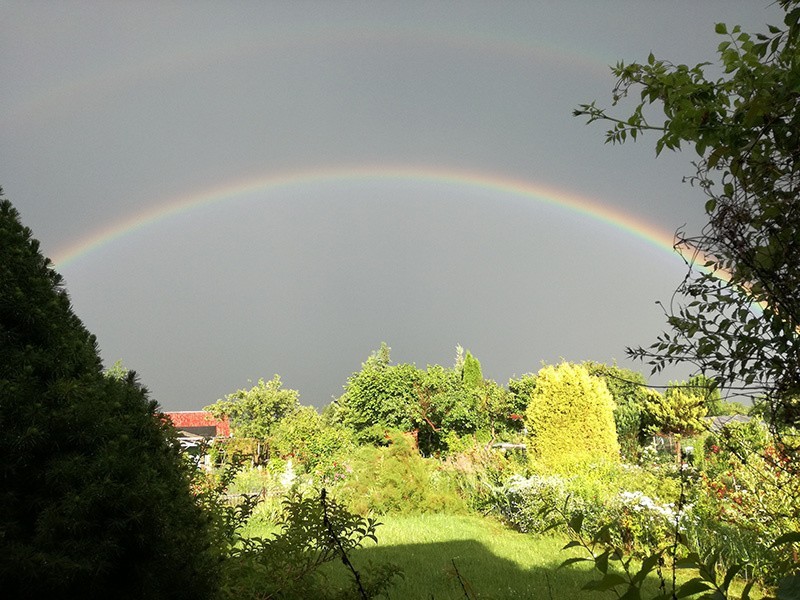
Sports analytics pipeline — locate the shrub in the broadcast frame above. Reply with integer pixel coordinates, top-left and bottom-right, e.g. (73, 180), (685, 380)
(584, 362), (651, 461)
(0, 196), (218, 598)
(209, 485), (400, 600)
(334, 432), (466, 515)
(689, 420), (799, 582)
(271, 405), (355, 470)
(492, 459), (684, 557)
(524, 362), (620, 471)
(442, 442), (525, 513)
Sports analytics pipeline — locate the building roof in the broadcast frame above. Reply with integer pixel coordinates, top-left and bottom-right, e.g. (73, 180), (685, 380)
(163, 411), (231, 437)
(705, 414), (751, 433)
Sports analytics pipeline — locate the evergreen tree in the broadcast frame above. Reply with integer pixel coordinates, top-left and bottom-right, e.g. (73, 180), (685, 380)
(0, 195), (218, 598)
(461, 350), (483, 389)
(524, 362), (620, 471)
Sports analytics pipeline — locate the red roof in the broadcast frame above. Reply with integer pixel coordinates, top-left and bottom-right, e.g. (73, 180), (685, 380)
(164, 411), (230, 437)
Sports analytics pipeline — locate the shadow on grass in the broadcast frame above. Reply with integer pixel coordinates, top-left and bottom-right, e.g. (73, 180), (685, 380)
(323, 537), (607, 600)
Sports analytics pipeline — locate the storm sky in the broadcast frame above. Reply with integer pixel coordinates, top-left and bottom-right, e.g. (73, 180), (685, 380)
(1, 2), (781, 410)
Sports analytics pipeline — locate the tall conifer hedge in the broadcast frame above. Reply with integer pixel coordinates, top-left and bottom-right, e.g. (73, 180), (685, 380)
(525, 362), (620, 471)
(0, 194), (218, 598)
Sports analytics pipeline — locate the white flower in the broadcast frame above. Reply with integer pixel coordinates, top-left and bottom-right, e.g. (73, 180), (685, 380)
(280, 459), (296, 488)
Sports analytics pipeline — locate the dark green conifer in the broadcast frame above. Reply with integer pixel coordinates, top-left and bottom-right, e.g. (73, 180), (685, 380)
(0, 193), (218, 598)
(461, 351), (484, 389)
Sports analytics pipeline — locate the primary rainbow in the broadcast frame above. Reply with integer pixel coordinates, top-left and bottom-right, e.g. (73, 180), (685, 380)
(52, 165), (690, 268)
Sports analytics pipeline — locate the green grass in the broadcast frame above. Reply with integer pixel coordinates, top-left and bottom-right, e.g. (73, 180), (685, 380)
(330, 512), (596, 599)
(245, 511), (597, 598)
(243, 510), (751, 600)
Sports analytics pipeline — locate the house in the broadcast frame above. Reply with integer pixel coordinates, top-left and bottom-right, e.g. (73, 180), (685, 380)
(163, 411), (231, 469)
(164, 410), (231, 439)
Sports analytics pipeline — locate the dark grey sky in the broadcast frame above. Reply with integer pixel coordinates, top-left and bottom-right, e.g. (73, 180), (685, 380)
(1, 2), (781, 410)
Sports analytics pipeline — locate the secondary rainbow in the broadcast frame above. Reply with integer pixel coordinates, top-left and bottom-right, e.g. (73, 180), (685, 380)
(52, 165), (690, 269)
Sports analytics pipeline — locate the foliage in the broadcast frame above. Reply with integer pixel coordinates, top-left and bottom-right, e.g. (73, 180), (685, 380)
(205, 374), (300, 440)
(684, 374), (724, 417)
(574, 2), (800, 448)
(475, 378), (527, 446)
(335, 345), (523, 455)
(335, 346), (425, 442)
(546, 482), (800, 600)
(544, 498), (742, 600)
(442, 443), (524, 514)
(333, 432), (467, 516)
(585, 362), (652, 460)
(103, 358), (129, 382)
(211, 487), (400, 599)
(691, 420), (799, 583)
(461, 350), (484, 389)
(211, 435), (271, 466)
(573, 6), (800, 595)
(0, 196), (218, 598)
(644, 385), (708, 438)
(524, 362), (620, 471)
(413, 362), (479, 454)
(271, 405), (355, 471)
(492, 462), (682, 557)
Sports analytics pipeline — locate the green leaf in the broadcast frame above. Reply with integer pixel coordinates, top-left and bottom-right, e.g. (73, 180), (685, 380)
(583, 573), (627, 592)
(676, 578), (713, 598)
(559, 557), (592, 569)
(721, 564), (742, 593)
(715, 23), (727, 35)
(596, 550), (610, 574)
(632, 554), (662, 584)
(770, 532), (800, 548)
(568, 512), (584, 534)
(619, 587), (642, 600)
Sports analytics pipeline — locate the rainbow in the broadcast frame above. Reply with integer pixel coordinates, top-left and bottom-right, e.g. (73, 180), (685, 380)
(52, 165), (691, 269)
(6, 24), (609, 129)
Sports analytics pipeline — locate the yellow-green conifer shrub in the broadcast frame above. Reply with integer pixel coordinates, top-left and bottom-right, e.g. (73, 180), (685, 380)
(525, 362), (620, 472)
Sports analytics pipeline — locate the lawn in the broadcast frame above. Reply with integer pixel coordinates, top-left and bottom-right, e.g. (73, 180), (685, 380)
(244, 511), (643, 600)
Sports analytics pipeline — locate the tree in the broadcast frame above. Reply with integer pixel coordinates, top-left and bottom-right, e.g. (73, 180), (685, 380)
(461, 350), (483, 389)
(271, 405), (354, 470)
(574, 2), (800, 450)
(684, 373), (723, 416)
(335, 347), (424, 445)
(205, 374), (300, 440)
(584, 362), (651, 459)
(524, 362), (620, 471)
(572, 7), (800, 590)
(0, 195), (218, 598)
(643, 385), (708, 459)
(334, 346), (521, 454)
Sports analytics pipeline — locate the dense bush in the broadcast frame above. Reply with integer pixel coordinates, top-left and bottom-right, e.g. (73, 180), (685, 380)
(205, 374), (300, 439)
(0, 196), (218, 598)
(524, 362), (620, 471)
(442, 443), (524, 513)
(271, 405), (355, 470)
(336, 348), (425, 442)
(689, 420), (799, 582)
(333, 432), (467, 515)
(492, 461), (683, 556)
(585, 362), (651, 460)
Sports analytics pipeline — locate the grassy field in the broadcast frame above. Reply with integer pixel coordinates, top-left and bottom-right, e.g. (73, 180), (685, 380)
(330, 513), (598, 599)
(243, 507), (767, 600)
(244, 511), (657, 600)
